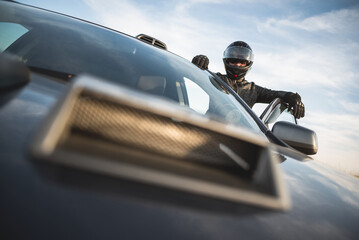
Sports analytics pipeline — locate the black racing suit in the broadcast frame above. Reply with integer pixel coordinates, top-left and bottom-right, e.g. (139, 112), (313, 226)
(217, 73), (289, 108)
(190, 54), (305, 118)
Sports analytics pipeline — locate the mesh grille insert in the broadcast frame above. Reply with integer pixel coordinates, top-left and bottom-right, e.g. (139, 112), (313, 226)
(67, 91), (259, 174)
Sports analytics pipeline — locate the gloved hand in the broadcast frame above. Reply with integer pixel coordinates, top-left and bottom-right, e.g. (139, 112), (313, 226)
(283, 92), (305, 119)
(192, 55), (209, 70)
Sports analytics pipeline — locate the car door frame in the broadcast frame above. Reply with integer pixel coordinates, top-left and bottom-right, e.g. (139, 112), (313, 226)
(259, 98), (298, 128)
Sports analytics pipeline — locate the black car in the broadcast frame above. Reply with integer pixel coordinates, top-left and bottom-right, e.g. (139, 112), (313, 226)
(1, 1), (359, 239)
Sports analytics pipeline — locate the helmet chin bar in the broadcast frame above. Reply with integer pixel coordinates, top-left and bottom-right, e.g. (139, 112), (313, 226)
(224, 62), (252, 81)
(226, 69), (246, 81)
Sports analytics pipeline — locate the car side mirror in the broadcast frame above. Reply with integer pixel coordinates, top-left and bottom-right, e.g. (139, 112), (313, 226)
(0, 53), (30, 91)
(272, 121), (318, 155)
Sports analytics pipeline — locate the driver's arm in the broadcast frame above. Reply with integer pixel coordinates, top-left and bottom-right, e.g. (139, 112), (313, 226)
(256, 85), (305, 119)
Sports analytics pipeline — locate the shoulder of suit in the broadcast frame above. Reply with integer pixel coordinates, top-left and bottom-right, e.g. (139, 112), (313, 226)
(239, 79), (257, 90)
(244, 78), (256, 86)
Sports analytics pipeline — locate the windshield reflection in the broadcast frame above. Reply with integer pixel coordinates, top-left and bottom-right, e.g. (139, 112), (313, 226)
(2, 3), (263, 134)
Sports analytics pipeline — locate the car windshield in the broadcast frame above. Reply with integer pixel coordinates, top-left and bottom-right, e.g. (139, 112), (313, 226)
(0, 2), (263, 135)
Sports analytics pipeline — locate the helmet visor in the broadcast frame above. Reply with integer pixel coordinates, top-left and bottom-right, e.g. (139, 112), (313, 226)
(223, 46), (254, 61)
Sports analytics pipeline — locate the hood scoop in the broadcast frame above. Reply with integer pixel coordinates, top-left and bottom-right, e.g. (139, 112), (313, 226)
(136, 34), (167, 50)
(32, 75), (289, 210)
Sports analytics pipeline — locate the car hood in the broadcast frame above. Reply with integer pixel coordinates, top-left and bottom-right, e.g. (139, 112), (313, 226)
(264, 159), (359, 239)
(1, 73), (359, 239)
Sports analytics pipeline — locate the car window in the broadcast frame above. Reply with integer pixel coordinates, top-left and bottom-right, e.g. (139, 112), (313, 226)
(182, 77), (209, 114)
(0, 22), (29, 53)
(265, 103), (296, 130)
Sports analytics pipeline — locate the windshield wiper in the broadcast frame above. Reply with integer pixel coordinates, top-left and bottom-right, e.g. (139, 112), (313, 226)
(29, 66), (75, 81)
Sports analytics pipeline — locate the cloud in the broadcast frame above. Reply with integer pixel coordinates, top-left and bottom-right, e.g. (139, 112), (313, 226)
(260, 7), (359, 35)
(82, 0), (234, 69)
(174, 0), (229, 13)
(300, 112), (359, 175)
(339, 100), (359, 114)
(251, 42), (359, 92)
(251, 6), (359, 90)
(82, 0), (153, 36)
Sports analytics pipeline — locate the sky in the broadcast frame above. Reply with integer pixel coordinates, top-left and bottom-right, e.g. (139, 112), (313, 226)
(17, 0), (359, 176)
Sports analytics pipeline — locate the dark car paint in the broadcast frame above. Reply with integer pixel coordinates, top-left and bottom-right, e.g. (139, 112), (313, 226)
(1, 1), (359, 239)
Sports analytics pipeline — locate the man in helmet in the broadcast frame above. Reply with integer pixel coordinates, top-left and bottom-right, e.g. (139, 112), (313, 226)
(192, 41), (305, 119)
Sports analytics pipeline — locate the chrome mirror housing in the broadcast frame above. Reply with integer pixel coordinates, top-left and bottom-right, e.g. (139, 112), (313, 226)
(272, 121), (318, 155)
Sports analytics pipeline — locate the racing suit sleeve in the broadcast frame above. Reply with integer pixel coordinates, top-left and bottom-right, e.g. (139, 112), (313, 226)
(256, 85), (305, 119)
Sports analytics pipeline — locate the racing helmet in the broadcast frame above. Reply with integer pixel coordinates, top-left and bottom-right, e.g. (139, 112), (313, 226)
(223, 41), (254, 80)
